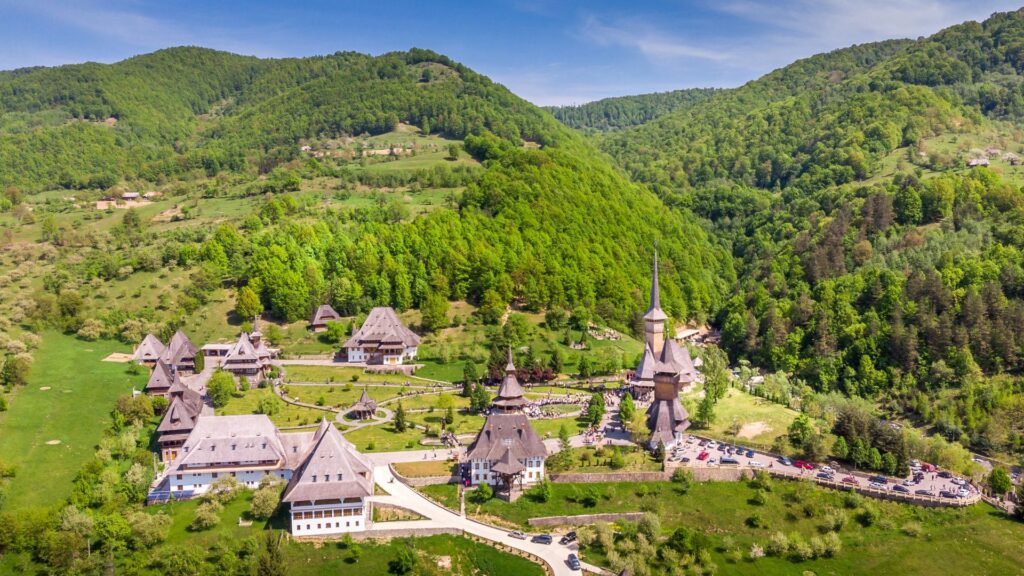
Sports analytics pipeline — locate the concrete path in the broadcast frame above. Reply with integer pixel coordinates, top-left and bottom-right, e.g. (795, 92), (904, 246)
(370, 465), (603, 576)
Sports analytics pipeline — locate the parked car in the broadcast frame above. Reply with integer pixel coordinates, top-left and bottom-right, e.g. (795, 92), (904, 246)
(915, 489), (934, 496)
(745, 450), (755, 458)
(842, 475), (858, 485)
(778, 456), (793, 467)
(559, 531), (577, 545)
(869, 481), (886, 489)
(706, 441), (717, 449)
(698, 440), (708, 447)
(509, 531), (527, 540)
(922, 463), (937, 472)
(721, 457), (740, 465)
(531, 534), (553, 544)
(939, 490), (956, 499)
(938, 470), (952, 479)
(749, 460), (764, 468)
(951, 477), (966, 486)
(697, 451), (710, 461)
(891, 484), (909, 493)
(869, 475), (887, 484)
(794, 460), (815, 470)
(817, 472), (834, 480)
(708, 458), (717, 465)
(957, 488), (971, 498)
(567, 554), (581, 571)
(821, 466), (835, 474)
(681, 457), (691, 463)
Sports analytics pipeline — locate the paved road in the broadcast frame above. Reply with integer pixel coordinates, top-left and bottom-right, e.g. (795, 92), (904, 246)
(370, 465), (601, 576)
(670, 435), (979, 501)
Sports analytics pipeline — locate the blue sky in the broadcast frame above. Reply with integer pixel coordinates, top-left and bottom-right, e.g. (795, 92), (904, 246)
(0, 0), (1020, 105)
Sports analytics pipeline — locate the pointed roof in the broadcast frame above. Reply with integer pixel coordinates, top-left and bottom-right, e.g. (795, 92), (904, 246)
(492, 349), (527, 411)
(133, 334), (165, 363)
(349, 388), (377, 414)
(145, 360), (175, 394)
(642, 250), (668, 322)
(282, 418), (373, 503)
(157, 387), (205, 435)
(310, 304), (341, 327)
(467, 412), (547, 462)
(490, 445), (526, 476)
(225, 331), (259, 365)
(174, 414), (288, 469)
(631, 339), (698, 386)
(647, 396), (690, 446)
(163, 330), (198, 366)
(343, 307), (420, 349)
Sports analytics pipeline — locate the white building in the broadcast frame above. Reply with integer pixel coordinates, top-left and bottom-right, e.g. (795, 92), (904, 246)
(343, 307), (420, 365)
(282, 418), (374, 536)
(465, 350), (547, 489)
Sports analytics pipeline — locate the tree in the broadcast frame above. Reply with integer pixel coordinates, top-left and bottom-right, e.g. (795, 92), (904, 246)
(788, 414), (814, 449)
(389, 546), (418, 575)
(236, 286), (263, 320)
(462, 362), (479, 395)
(251, 484), (282, 520)
(832, 435), (849, 459)
(655, 441), (666, 463)
(470, 383), (491, 412)
(625, 409), (650, 444)
(0, 353), (31, 387)
(420, 293), (449, 332)
(477, 289), (506, 324)
(193, 350), (205, 372)
(256, 396), (281, 415)
(323, 321), (347, 344)
(549, 348), (564, 374)
(190, 501), (223, 531)
(869, 447), (883, 470)
(258, 532), (286, 576)
(988, 468), (1012, 496)
(696, 394), (716, 428)
(699, 345), (730, 401)
(620, 392), (635, 421)
(671, 468), (693, 493)
(206, 371), (236, 408)
(472, 482), (493, 503)
(577, 354), (593, 378)
(447, 143), (459, 160)
(585, 392), (605, 426)
(394, 402), (408, 432)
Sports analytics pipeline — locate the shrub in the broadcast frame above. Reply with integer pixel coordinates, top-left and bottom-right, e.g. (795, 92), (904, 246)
(822, 532), (842, 557)
(901, 521), (922, 537)
(671, 468), (692, 493)
(609, 450), (627, 470)
(765, 532), (789, 557)
(843, 493), (862, 509)
(749, 543), (765, 560)
(746, 513), (766, 528)
(820, 509), (847, 533)
(471, 482), (493, 503)
(857, 505), (879, 527)
(637, 512), (661, 540)
(204, 476), (240, 505)
(190, 501), (223, 531)
(251, 482), (282, 520)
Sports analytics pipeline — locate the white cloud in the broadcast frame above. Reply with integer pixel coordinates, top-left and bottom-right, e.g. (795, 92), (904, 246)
(580, 15), (730, 63)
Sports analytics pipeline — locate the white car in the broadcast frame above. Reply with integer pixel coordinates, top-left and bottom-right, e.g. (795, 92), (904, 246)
(707, 441), (718, 449)
(869, 481), (885, 489)
(952, 478), (966, 486)
(749, 460), (764, 468)
(821, 466), (835, 474)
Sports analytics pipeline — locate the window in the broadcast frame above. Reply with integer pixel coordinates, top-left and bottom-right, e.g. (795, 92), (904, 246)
(312, 475), (317, 482)
(176, 474), (183, 480)
(337, 473), (342, 481)
(212, 473), (218, 479)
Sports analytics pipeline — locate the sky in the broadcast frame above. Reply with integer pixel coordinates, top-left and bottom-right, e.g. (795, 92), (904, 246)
(0, 0), (1021, 106)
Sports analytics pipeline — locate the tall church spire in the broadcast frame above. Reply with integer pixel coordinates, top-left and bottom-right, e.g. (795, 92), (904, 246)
(643, 248), (668, 322)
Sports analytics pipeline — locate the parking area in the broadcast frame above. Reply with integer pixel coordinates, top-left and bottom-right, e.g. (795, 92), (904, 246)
(668, 435), (979, 504)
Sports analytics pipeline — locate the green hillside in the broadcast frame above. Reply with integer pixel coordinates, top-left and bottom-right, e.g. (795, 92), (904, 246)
(544, 87), (720, 132)
(600, 9), (1024, 459)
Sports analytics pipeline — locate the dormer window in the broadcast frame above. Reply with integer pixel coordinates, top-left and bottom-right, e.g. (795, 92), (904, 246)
(312, 475), (317, 482)
(336, 474), (342, 481)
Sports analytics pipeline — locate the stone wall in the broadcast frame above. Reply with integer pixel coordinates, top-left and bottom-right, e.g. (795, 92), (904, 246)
(299, 527), (461, 542)
(389, 465), (458, 487)
(528, 512), (646, 527)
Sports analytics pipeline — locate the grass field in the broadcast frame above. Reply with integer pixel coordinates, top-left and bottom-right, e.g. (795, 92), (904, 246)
(420, 483), (461, 510)
(282, 534), (543, 576)
(559, 446), (663, 473)
(217, 387), (328, 429)
(343, 422), (428, 451)
(0, 332), (148, 510)
(394, 460), (457, 478)
(684, 387), (799, 448)
(461, 479), (1024, 575)
(284, 365), (415, 384)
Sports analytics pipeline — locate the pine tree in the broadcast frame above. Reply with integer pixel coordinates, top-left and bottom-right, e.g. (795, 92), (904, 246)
(655, 441), (666, 463)
(394, 402), (407, 432)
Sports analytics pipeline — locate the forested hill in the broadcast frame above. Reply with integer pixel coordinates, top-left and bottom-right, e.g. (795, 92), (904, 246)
(543, 88), (719, 132)
(599, 8), (1024, 457)
(0, 47), (733, 332)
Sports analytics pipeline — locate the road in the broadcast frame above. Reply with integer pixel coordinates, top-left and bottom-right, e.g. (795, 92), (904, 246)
(370, 465), (602, 576)
(669, 435), (979, 501)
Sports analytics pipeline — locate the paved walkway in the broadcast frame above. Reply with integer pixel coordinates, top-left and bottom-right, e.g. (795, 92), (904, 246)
(370, 465), (603, 576)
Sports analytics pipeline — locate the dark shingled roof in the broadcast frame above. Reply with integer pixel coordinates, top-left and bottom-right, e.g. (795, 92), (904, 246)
(491, 445), (527, 475)
(349, 388), (377, 414)
(133, 334), (165, 363)
(310, 304), (341, 327)
(163, 330), (198, 367)
(467, 413), (547, 462)
(343, 307), (420, 349)
(282, 419), (373, 503)
(493, 348), (528, 410)
(157, 387), (205, 436)
(642, 250), (668, 322)
(647, 394), (690, 446)
(145, 359), (175, 394)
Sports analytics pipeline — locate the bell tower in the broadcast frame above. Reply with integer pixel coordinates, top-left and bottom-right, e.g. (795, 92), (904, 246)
(642, 250), (668, 357)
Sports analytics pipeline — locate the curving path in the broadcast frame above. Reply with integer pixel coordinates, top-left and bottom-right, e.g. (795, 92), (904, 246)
(370, 465), (606, 576)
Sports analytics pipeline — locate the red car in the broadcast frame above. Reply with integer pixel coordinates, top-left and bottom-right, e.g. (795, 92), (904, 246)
(842, 476), (858, 485)
(794, 460), (815, 470)
(697, 451), (710, 461)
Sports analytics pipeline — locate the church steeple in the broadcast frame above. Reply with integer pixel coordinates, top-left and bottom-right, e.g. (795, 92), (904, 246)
(642, 248), (668, 356)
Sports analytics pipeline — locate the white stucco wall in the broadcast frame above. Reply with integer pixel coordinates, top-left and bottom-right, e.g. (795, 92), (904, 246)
(289, 501), (367, 535)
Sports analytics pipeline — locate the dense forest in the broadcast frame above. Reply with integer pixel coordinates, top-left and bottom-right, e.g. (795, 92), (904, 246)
(543, 88), (719, 132)
(596, 10), (1024, 459)
(0, 47), (732, 335)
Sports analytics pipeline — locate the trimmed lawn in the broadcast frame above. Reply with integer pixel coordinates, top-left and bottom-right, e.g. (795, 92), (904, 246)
(420, 483), (461, 510)
(683, 387), (799, 448)
(530, 415), (589, 439)
(282, 534), (542, 576)
(0, 332), (148, 510)
(343, 423), (427, 451)
(283, 365), (413, 384)
(217, 387), (327, 428)
(153, 491), (270, 547)
(558, 446), (663, 473)
(470, 479), (1024, 575)
(394, 460), (457, 478)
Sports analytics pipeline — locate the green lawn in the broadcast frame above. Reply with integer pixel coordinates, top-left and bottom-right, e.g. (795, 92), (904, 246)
(217, 387), (328, 429)
(282, 534), (542, 576)
(557, 446), (663, 473)
(467, 479), (1024, 575)
(684, 387), (799, 448)
(530, 415), (588, 439)
(420, 484), (461, 510)
(0, 332), (148, 510)
(284, 365), (414, 384)
(343, 422), (428, 451)
(394, 460), (457, 478)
